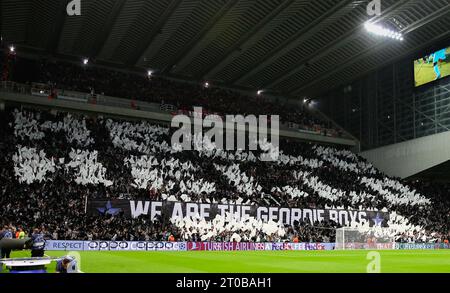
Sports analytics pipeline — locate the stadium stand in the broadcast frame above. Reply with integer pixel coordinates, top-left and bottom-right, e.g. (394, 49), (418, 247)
(1, 0), (450, 278)
(4, 55), (340, 137)
(0, 107), (448, 243)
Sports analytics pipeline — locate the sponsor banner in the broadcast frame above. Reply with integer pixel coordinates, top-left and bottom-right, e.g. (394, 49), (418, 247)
(271, 242), (335, 251)
(254, 243), (266, 251)
(99, 241), (110, 251)
(271, 242), (284, 251)
(88, 199), (389, 227)
(187, 242), (264, 251)
(395, 243), (450, 250)
(109, 241), (131, 251)
(147, 241), (187, 251)
(341, 242), (395, 250)
(271, 242), (334, 251)
(83, 241), (187, 251)
(186, 242), (335, 251)
(84, 241), (99, 251)
(129, 241), (148, 251)
(45, 240), (338, 251)
(45, 240), (85, 251)
(83, 241), (116, 251)
(280, 243), (326, 251)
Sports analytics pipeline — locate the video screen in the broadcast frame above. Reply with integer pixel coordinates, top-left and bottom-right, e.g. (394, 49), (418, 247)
(414, 46), (450, 87)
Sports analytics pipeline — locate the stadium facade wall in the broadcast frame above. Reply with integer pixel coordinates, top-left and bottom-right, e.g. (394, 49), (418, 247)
(360, 130), (450, 178)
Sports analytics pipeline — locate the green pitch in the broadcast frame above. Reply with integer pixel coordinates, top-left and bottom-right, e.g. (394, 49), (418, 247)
(4, 250), (450, 273)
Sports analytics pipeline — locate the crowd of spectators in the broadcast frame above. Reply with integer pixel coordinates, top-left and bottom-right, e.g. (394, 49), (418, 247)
(0, 106), (449, 243)
(4, 55), (336, 134)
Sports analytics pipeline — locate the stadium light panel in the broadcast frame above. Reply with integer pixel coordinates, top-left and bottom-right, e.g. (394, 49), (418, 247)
(364, 22), (403, 41)
(257, 90), (263, 95)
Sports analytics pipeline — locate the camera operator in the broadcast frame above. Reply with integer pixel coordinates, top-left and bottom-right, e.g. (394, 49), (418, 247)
(30, 228), (46, 257)
(0, 225), (14, 259)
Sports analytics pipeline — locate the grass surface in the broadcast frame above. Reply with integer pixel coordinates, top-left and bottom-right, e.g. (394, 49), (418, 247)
(3, 250), (450, 273)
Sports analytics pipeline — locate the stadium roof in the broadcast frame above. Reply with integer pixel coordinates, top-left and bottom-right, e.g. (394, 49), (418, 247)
(1, 0), (449, 98)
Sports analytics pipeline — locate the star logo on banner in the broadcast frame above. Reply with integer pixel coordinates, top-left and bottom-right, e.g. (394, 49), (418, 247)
(372, 213), (384, 226)
(97, 201), (121, 216)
